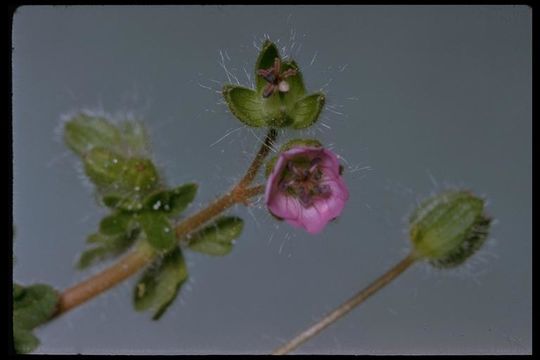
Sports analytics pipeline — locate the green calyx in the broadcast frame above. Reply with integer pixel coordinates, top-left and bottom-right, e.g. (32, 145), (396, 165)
(222, 40), (325, 129)
(409, 190), (492, 269)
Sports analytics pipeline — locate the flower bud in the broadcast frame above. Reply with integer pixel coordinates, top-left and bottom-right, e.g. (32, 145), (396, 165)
(122, 158), (159, 192)
(64, 113), (121, 156)
(83, 147), (126, 188)
(409, 190), (492, 268)
(84, 147), (159, 195)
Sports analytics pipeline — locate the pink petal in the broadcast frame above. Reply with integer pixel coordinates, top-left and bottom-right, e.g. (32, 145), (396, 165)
(264, 145), (349, 235)
(267, 192), (302, 221)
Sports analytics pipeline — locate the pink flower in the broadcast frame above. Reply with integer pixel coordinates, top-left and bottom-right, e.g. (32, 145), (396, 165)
(265, 146), (349, 234)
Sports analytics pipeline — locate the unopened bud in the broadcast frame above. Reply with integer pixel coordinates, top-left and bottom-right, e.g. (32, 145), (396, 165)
(409, 190), (492, 269)
(122, 158), (159, 192)
(83, 147), (126, 188)
(64, 114), (121, 156)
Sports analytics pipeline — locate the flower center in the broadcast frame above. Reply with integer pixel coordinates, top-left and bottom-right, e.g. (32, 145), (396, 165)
(278, 156), (332, 208)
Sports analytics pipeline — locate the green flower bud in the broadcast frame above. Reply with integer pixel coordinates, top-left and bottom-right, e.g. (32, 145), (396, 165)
(83, 147), (126, 188)
(64, 113), (121, 156)
(121, 158), (159, 192)
(409, 190), (492, 269)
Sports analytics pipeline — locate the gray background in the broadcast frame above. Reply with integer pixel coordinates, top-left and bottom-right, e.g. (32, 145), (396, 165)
(12, 5), (531, 354)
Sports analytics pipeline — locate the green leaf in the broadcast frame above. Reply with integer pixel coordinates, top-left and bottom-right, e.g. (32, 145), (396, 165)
(13, 326), (39, 354)
(223, 85), (267, 127)
(255, 40), (280, 93)
(77, 247), (115, 269)
(64, 113), (121, 156)
(143, 183), (198, 216)
(290, 93), (326, 129)
(188, 216), (244, 256)
(99, 212), (133, 235)
(138, 212), (176, 252)
(102, 192), (145, 212)
(77, 231), (138, 269)
(13, 283), (59, 353)
(133, 247), (188, 320)
(101, 193), (123, 208)
(13, 284), (59, 330)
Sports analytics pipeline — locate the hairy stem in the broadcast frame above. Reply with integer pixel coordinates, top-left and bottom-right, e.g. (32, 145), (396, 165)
(272, 252), (418, 355)
(55, 130), (276, 318)
(238, 128), (277, 189)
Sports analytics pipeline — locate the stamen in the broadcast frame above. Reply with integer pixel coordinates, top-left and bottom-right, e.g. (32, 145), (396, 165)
(314, 184), (331, 196)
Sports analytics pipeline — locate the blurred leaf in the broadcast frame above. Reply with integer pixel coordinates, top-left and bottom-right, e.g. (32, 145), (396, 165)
(102, 193), (123, 208)
(138, 212), (175, 252)
(99, 211), (133, 235)
(77, 230), (138, 270)
(13, 283), (25, 300)
(77, 247), (114, 269)
(13, 283), (59, 354)
(290, 93), (326, 129)
(143, 183), (198, 216)
(13, 284), (59, 330)
(13, 327), (39, 354)
(222, 85), (267, 127)
(64, 113), (121, 156)
(102, 192), (145, 212)
(133, 247), (188, 320)
(188, 216), (244, 256)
